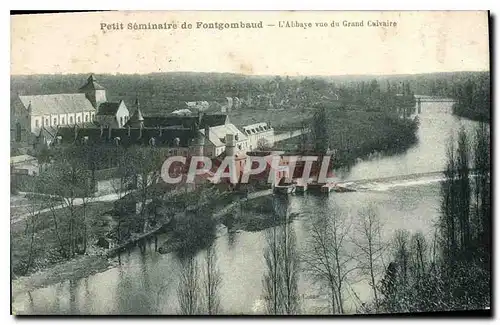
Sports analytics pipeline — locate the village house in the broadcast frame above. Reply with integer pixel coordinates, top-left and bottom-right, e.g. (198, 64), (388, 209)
(242, 122), (275, 150)
(200, 123), (249, 157)
(95, 100), (130, 128)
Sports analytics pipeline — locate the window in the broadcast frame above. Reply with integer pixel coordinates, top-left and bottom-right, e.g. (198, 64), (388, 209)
(45, 118), (49, 125)
(61, 117), (65, 125)
(85, 115), (89, 122)
(77, 116), (81, 123)
(35, 120), (39, 128)
(53, 118), (57, 125)
(120, 116), (123, 127)
(15, 123), (21, 142)
(69, 116), (73, 124)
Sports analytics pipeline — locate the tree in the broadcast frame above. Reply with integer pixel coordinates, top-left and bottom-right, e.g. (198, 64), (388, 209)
(129, 145), (164, 233)
(262, 222), (282, 314)
(257, 138), (271, 151)
(472, 122), (490, 261)
(202, 243), (222, 315)
(280, 214), (300, 315)
(303, 206), (355, 314)
(111, 146), (137, 243)
(436, 124), (491, 310)
(38, 146), (95, 258)
(262, 196), (300, 315)
(379, 231), (440, 313)
(21, 179), (48, 274)
(456, 128), (471, 257)
(177, 255), (201, 315)
(353, 204), (385, 313)
(311, 107), (330, 153)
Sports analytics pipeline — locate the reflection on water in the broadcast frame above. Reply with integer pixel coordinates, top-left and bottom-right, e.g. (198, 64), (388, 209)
(12, 101), (481, 315)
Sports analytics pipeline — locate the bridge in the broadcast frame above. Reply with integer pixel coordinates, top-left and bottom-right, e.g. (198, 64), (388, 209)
(416, 97), (456, 113)
(417, 98), (456, 103)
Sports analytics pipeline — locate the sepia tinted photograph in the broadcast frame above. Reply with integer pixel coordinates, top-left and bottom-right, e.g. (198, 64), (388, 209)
(10, 11), (491, 315)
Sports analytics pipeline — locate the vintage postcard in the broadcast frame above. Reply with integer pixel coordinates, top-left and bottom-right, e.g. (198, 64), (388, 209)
(10, 11), (491, 315)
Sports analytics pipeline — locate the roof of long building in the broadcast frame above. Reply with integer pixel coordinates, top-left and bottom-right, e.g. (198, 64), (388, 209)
(124, 113), (229, 130)
(18, 93), (96, 116)
(55, 126), (198, 147)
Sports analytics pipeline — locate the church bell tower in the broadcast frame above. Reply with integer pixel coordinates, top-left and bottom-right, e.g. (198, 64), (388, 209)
(79, 74), (107, 109)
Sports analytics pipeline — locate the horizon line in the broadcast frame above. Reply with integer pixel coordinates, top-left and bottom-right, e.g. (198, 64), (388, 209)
(10, 69), (490, 78)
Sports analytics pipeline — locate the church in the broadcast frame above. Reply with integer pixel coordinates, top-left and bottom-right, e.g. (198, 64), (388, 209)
(11, 74), (129, 145)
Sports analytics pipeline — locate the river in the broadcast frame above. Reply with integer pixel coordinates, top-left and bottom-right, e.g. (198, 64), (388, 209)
(12, 97), (481, 315)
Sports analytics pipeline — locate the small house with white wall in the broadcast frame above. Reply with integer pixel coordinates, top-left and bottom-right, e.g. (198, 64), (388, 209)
(95, 100), (130, 128)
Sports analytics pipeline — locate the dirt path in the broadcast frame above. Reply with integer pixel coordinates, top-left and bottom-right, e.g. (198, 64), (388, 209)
(10, 191), (135, 225)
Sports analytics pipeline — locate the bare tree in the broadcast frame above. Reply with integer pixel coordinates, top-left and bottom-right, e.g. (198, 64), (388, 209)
(202, 243), (222, 315)
(262, 197), (300, 315)
(263, 224), (283, 315)
(22, 179), (48, 274)
(280, 218), (300, 315)
(111, 146), (137, 244)
(257, 138), (271, 151)
(111, 146), (136, 201)
(303, 207), (355, 314)
(129, 146), (164, 233)
(177, 255), (201, 315)
(39, 146), (95, 258)
(353, 204), (385, 313)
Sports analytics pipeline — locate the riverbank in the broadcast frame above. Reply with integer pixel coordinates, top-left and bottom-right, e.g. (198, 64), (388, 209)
(280, 109), (419, 168)
(12, 254), (113, 300)
(452, 102), (490, 122)
(221, 195), (299, 232)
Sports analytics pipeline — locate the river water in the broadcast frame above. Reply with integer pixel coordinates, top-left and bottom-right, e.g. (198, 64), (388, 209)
(12, 97), (481, 315)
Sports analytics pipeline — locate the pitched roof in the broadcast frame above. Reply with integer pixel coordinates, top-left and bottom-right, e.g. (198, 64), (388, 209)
(78, 74), (106, 91)
(202, 123), (248, 147)
(97, 101), (122, 116)
(199, 128), (224, 147)
(200, 114), (228, 129)
(171, 109), (192, 116)
(123, 113), (229, 130)
(18, 93), (96, 116)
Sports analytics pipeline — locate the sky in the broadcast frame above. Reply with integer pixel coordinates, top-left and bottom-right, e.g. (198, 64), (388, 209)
(10, 11), (490, 76)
